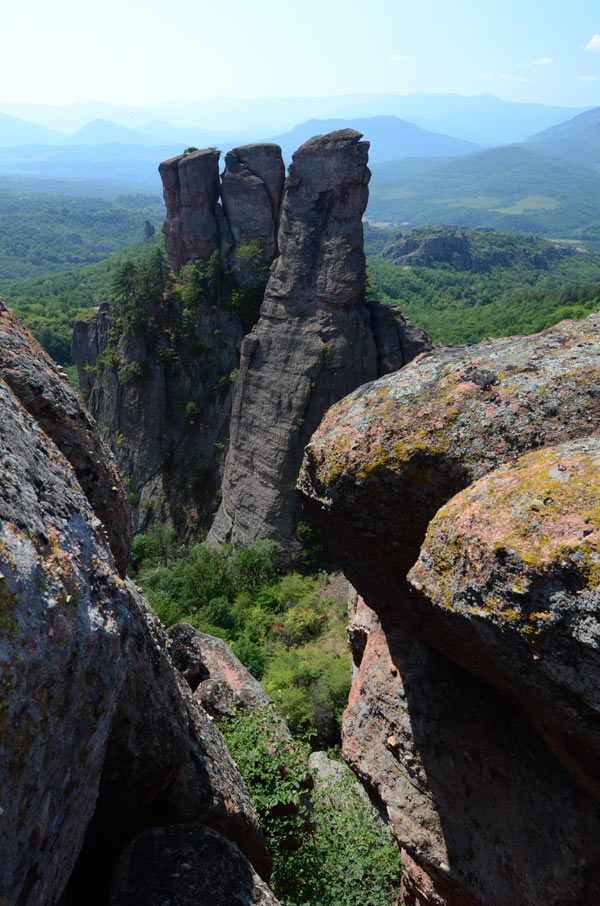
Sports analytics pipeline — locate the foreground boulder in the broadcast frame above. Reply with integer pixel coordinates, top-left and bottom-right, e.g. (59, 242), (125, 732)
(0, 309), (269, 904)
(298, 312), (600, 904)
(211, 129), (431, 547)
(110, 824), (280, 906)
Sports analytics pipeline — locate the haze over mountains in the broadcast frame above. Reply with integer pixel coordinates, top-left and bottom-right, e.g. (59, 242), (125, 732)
(0, 93), (598, 240)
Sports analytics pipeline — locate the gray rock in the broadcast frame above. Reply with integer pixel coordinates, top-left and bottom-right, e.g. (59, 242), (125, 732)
(159, 149), (222, 272)
(110, 824), (281, 906)
(210, 129), (431, 547)
(221, 143), (285, 267)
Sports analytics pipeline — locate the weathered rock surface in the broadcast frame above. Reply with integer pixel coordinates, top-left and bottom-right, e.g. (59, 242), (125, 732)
(298, 311), (600, 904)
(299, 311), (600, 581)
(110, 824), (281, 906)
(0, 306), (131, 574)
(221, 143), (285, 265)
(167, 622), (271, 718)
(159, 149), (222, 272)
(1, 311), (270, 904)
(344, 599), (600, 906)
(72, 292), (243, 534)
(211, 130), (432, 547)
(408, 438), (600, 800)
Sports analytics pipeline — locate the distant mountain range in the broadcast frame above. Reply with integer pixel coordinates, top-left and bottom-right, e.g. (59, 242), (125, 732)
(0, 93), (588, 146)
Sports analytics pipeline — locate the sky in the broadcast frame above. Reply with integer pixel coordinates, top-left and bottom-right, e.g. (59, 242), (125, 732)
(3, 0), (600, 108)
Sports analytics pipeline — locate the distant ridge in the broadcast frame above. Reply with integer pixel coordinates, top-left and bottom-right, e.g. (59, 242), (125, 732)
(0, 112), (66, 147)
(263, 116), (480, 164)
(524, 106), (600, 171)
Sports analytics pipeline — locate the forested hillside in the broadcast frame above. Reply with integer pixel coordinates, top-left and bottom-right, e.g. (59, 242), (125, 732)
(368, 226), (600, 344)
(366, 146), (600, 239)
(0, 190), (163, 279)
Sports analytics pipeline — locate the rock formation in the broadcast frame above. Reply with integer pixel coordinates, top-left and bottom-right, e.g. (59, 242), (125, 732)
(167, 622), (271, 718)
(0, 308), (273, 905)
(73, 142), (287, 536)
(298, 311), (600, 905)
(210, 129), (431, 547)
(74, 134), (429, 544)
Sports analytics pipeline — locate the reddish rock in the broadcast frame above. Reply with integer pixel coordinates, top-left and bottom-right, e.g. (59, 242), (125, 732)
(167, 623), (271, 718)
(343, 599), (600, 906)
(0, 305), (131, 575)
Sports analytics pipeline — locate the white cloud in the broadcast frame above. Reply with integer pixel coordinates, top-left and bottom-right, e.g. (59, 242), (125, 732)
(515, 61), (526, 69)
(536, 57), (553, 65)
(478, 71), (493, 80)
(579, 74), (599, 81)
(585, 35), (600, 51)
(389, 54), (411, 62)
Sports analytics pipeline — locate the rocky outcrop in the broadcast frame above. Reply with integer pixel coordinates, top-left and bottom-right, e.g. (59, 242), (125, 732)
(110, 824), (280, 906)
(382, 226), (570, 272)
(72, 293), (243, 535)
(0, 310), (270, 905)
(167, 622), (271, 718)
(0, 306), (131, 574)
(210, 130), (432, 548)
(159, 149), (222, 272)
(298, 311), (600, 905)
(220, 144), (285, 266)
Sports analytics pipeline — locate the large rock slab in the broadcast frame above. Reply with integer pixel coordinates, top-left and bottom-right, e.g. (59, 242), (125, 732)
(110, 824), (280, 906)
(0, 305), (131, 574)
(343, 599), (600, 906)
(211, 129), (431, 547)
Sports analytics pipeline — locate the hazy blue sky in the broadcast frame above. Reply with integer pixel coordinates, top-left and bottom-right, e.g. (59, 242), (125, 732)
(5, 0), (599, 107)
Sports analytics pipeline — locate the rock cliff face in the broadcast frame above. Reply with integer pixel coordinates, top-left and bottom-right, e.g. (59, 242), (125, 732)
(73, 142), (287, 536)
(0, 308), (273, 905)
(298, 311), (600, 905)
(210, 130), (431, 547)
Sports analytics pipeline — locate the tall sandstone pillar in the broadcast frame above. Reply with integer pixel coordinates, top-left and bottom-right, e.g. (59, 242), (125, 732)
(209, 129), (430, 548)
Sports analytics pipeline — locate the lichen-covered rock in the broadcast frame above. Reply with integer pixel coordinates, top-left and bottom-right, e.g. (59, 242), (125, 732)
(0, 305), (131, 574)
(0, 377), (133, 906)
(299, 311), (600, 583)
(343, 599), (600, 906)
(109, 824), (281, 906)
(211, 130), (431, 547)
(167, 623), (271, 718)
(408, 438), (600, 800)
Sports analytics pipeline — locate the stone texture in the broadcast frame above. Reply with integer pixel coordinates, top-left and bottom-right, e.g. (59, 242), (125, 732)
(298, 311), (600, 904)
(159, 149), (222, 272)
(221, 143), (285, 265)
(0, 377), (133, 906)
(167, 622), (271, 718)
(109, 824), (281, 906)
(408, 438), (600, 801)
(72, 293), (243, 535)
(210, 129), (431, 547)
(0, 310), (269, 904)
(299, 311), (600, 582)
(0, 305), (131, 575)
(343, 599), (600, 906)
